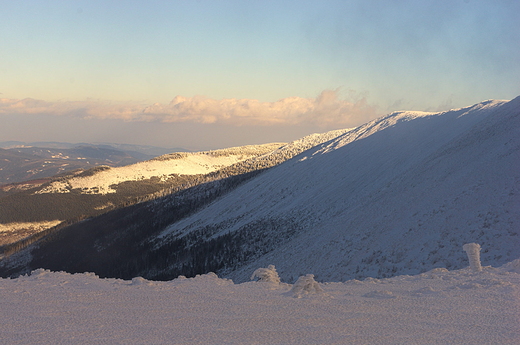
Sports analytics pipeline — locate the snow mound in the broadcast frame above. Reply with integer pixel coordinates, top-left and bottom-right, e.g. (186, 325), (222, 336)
(500, 258), (520, 273)
(362, 290), (396, 299)
(288, 274), (324, 298)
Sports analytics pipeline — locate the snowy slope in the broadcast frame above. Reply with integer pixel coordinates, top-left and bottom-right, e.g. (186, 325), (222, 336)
(0, 129), (353, 256)
(157, 97), (520, 282)
(199, 128), (352, 177)
(0, 220), (62, 246)
(1, 258), (519, 344)
(35, 143), (283, 194)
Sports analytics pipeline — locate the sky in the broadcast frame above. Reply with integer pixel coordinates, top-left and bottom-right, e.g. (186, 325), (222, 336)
(1, 0), (519, 150)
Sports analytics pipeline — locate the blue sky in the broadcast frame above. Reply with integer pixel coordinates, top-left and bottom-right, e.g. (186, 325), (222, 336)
(1, 0), (519, 150)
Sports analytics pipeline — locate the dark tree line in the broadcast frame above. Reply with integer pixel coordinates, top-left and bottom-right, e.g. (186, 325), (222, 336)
(1, 138), (325, 279)
(0, 168), (287, 280)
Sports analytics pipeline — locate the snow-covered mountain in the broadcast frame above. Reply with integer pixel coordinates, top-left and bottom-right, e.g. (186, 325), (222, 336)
(0, 130), (348, 253)
(154, 97), (520, 282)
(0, 143), (284, 247)
(35, 143), (283, 194)
(30, 129), (351, 196)
(2, 97), (518, 284)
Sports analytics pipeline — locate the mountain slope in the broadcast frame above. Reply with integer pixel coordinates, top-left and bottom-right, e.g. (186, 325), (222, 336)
(0, 143), (283, 246)
(0, 129), (349, 268)
(35, 143), (284, 194)
(2, 98), (518, 283)
(154, 97), (520, 282)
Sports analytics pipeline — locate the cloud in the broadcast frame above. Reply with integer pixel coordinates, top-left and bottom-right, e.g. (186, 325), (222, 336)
(0, 90), (379, 128)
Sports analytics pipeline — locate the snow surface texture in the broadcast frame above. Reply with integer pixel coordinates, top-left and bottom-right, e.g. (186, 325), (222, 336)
(35, 143), (283, 194)
(1, 259), (519, 344)
(159, 97), (520, 282)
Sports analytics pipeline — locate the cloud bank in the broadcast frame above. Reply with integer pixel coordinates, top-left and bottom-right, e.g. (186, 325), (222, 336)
(0, 90), (379, 128)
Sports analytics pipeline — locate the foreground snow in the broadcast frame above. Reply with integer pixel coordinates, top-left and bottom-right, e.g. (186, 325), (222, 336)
(1, 260), (519, 344)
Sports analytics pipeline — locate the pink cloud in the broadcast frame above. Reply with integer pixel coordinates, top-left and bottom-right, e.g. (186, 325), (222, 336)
(0, 90), (379, 128)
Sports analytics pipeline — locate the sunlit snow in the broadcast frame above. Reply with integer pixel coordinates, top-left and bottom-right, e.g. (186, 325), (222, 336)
(0, 220), (62, 246)
(36, 143), (283, 194)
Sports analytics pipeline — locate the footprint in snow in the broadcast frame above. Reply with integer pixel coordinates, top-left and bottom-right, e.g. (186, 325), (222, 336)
(412, 286), (439, 296)
(362, 290), (396, 299)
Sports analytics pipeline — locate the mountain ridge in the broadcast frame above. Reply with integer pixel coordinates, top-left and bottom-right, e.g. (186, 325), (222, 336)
(0, 128), (349, 255)
(34, 143), (285, 195)
(155, 97), (519, 282)
(1, 97), (518, 283)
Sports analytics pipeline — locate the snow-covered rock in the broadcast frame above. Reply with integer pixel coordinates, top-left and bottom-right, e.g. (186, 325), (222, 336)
(288, 274), (324, 297)
(251, 265), (281, 284)
(463, 243), (483, 272)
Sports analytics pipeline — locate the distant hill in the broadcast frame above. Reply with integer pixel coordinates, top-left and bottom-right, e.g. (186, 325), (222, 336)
(0, 129), (351, 275)
(0, 141), (190, 186)
(0, 143), (160, 185)
(0, 141), (183, 157)
(0, 142), (286, 247)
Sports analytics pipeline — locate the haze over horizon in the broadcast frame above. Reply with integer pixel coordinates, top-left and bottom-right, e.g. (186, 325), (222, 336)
(1, 0), (519, 150)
